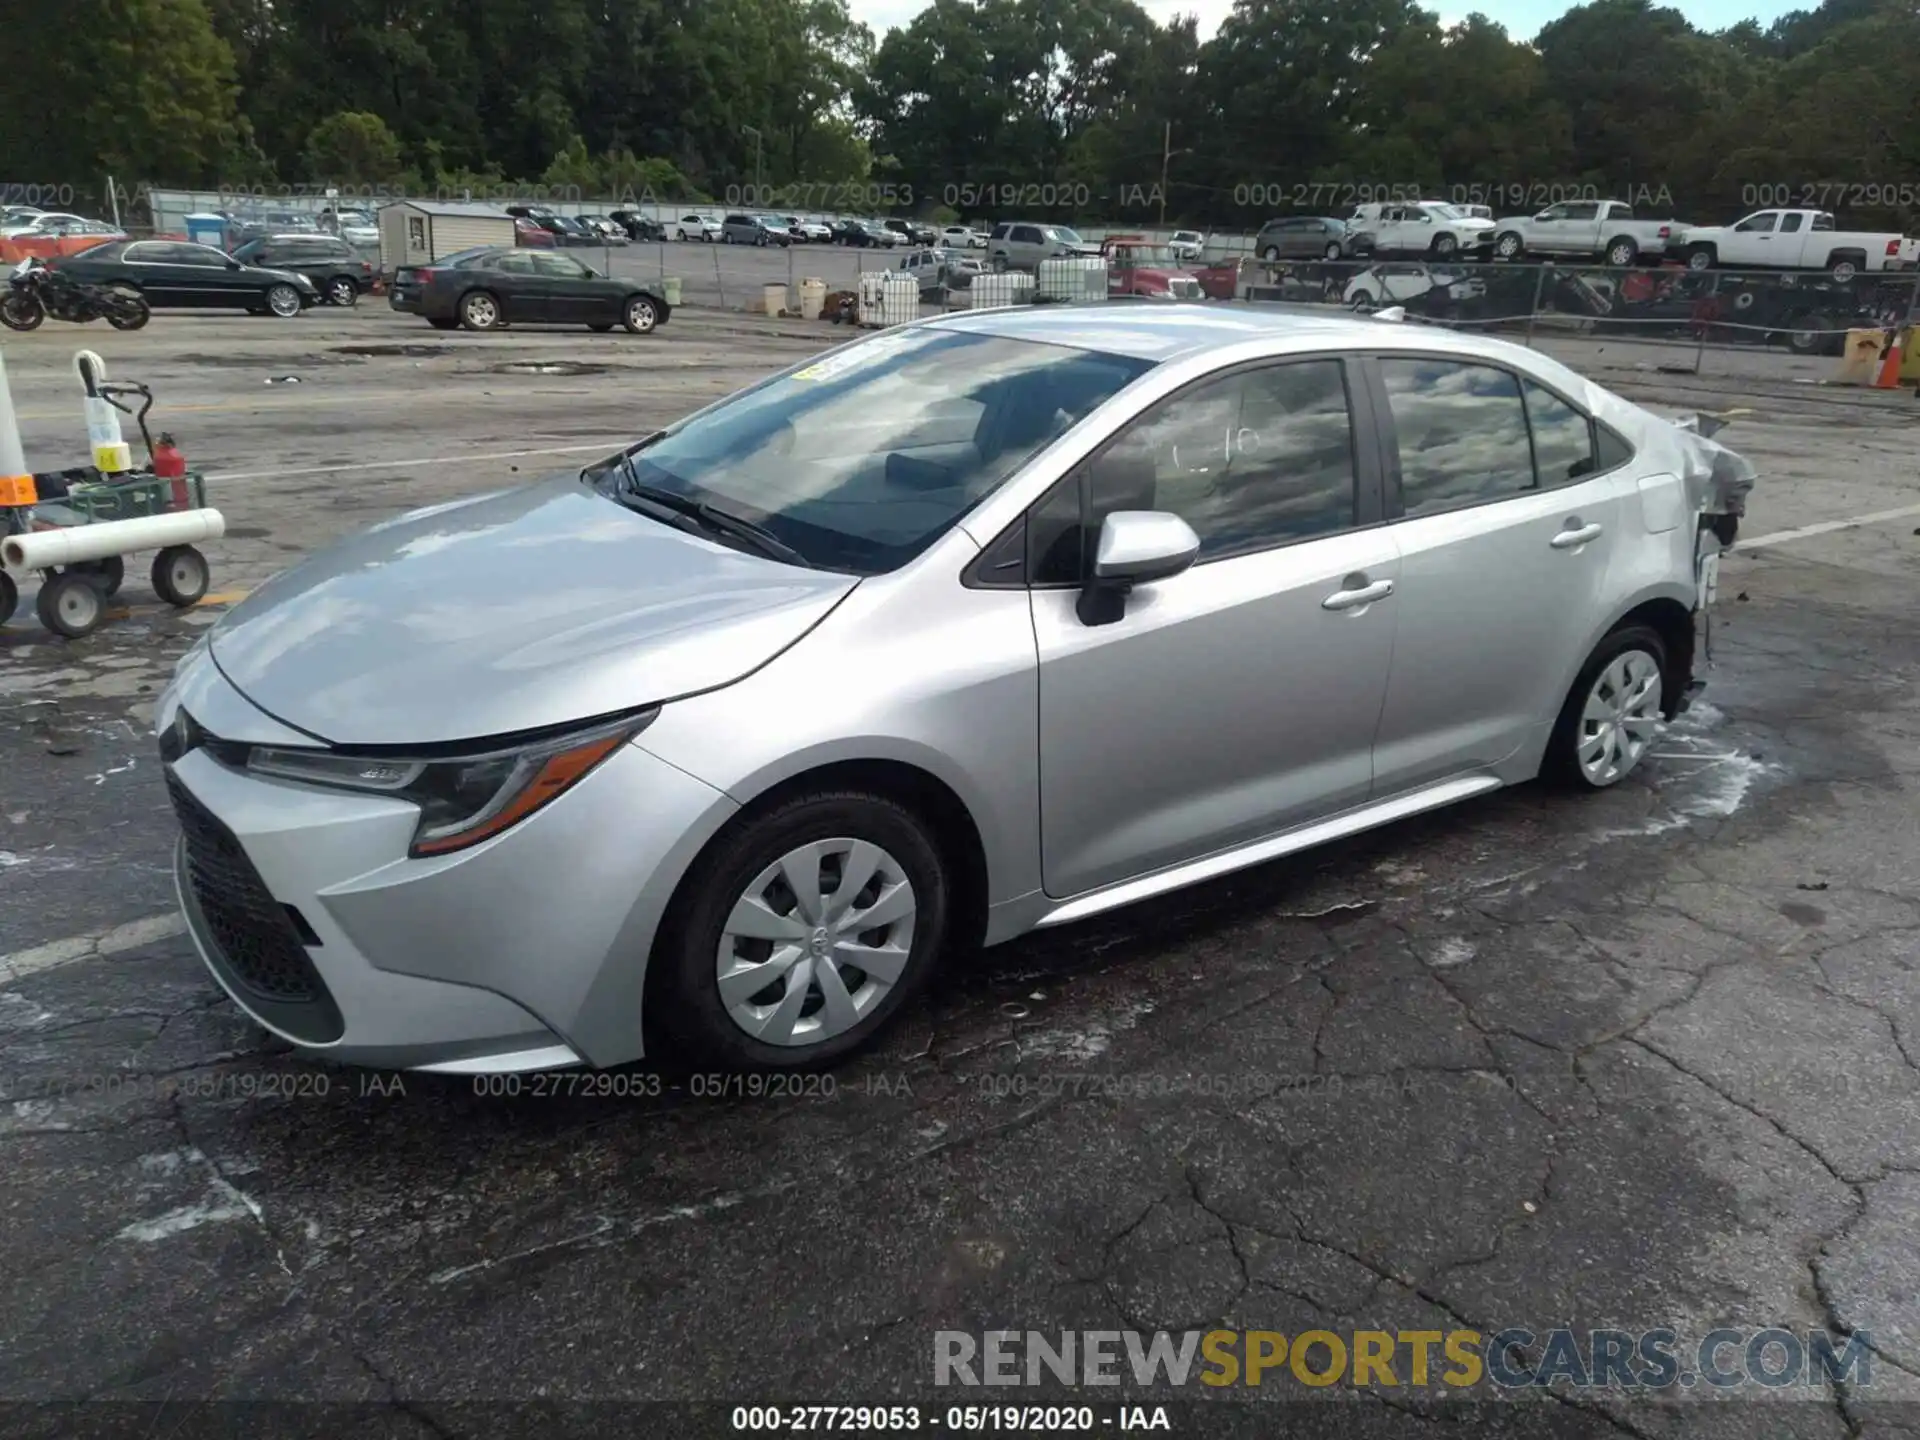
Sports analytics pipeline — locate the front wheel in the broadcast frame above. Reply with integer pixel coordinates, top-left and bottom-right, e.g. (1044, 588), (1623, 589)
(1262, 246), (1281, 262)
(1685, 246), (1715, 272)
(37, 572), (105, 639)
(1546, 624), (1669, 790)
(622, 295), (659, 334)
(1323, 242), (1342, 260)
(265, 283), (303, 317)
(0, 292), (44, 331)
(151, 545), (210, 608)
(1431, 234), (1458, 258)
(652, 790), (951, 1070)
(0, 570), (16, 626)
(69, 555), (124, 596)
(1348, 290), (1376, 311)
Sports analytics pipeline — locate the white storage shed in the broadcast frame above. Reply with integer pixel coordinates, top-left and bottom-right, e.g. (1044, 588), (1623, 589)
(377, 201), (515, 270)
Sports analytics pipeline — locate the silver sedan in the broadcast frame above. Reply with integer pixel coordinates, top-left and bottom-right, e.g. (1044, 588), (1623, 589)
(158, 307), (1754, 1075)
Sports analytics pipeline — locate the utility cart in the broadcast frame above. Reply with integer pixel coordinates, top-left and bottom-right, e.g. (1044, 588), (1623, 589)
(0, 378), (223, 639)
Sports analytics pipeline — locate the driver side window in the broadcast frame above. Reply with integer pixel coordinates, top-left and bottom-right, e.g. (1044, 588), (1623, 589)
(1030, 360), (1359, 582)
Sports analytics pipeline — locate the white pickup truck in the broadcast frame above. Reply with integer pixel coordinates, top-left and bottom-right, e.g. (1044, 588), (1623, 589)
(1672, 209), (1920, 278)
(1491, 200), (1679, 266)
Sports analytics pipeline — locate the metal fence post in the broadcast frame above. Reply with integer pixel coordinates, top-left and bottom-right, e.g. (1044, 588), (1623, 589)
(1523, 264), (1548, 349)
(713, 245), (726, 310)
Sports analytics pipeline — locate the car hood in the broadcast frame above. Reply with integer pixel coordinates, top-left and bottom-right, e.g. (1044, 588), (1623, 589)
(207, 476), (859, 746)
(254, 264), (321, 291)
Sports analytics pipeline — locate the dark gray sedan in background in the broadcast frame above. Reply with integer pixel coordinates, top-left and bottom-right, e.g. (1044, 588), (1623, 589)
(388, 246), (670, 333)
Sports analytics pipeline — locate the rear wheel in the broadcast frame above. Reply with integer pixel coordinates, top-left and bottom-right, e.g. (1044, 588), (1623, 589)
(1829, 256), (1860, 281)
(1546, 624), (1669, 790)
(1323, 242), (1342, 260)
(1261, 245), (1281, 262)
(1348, 289), (1376, 311)
(69, 555), (124, 596)
(652, 790), (950, 1070)
(104, 291), (149, 330)
(151, 545), (210, 608)
(37, 573), (105, 638)
(0, 570), (16, 626)
(459, 290), (502, 331)
(325, 276), (359, 307)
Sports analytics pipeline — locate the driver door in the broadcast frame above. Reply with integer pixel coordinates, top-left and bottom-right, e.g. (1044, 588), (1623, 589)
(1030, 357), (1398, 898)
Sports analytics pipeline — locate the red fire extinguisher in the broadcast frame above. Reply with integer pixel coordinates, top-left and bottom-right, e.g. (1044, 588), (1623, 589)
(153, 432), (188, 508)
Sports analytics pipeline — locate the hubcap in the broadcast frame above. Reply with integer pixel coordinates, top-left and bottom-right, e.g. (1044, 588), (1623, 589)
(1577, 649), (1663, 786)
(56, 584), (98, 626)
(628, 300), (655, 331)
(716, 838), (916, 1048)
(468, 296), (496, 326)
(330, 280), (353, 303)
(269, 287), (299, 316)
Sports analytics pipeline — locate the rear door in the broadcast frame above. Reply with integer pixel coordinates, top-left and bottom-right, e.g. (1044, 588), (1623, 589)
(1559, 201), (1602, 254)
(118, 241), (196, 305)
(1030, 355), (1398, 897)
(1772, 211), (1810, 266)
(485, 251), (545, 320)
(1364, 354), (1634, 794)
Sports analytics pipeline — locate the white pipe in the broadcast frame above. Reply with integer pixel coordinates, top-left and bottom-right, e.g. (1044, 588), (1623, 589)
(3, 508), (225, 570)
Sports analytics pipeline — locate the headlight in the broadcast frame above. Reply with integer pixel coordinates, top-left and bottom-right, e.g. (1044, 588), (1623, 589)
(247, 711), (655, 857)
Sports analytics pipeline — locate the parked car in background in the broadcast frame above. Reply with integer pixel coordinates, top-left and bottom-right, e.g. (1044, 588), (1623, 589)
(230, 234), (375, 307)
(1349, 201), (1494, 258)
(1492, 200), (1679, 266)
(884, 218), (937, 246)
(552, 216), (606, 247)
(787, 216), (833, 242)
(1254, 216), (1356, 262)
(987, 221), (1099, 271)
(0, 214), (125, 262)
(577, 216), (631, 246)
(834, 219), (897, 247)
(154, 306), (1752, 1074)
(899, 247), (982, 295)
(1459, 204), (1494, 221)
(0, 206), (44, 230)
(388, 246), (669, 333)
(940, 225), (987, 250)
(721, 213), (791, 246)
(1, 210), (88, 238)
(1670, 209), (1919, 278)
(609, 211), (667, 241)
(514, 217), (557, 248)
(318, 208), (380, 246)
(56, 239), (321, 316)
(1166, 230), (1206, 262)
(675, 213), (723, 242)
(1343, 260), (1487, 312)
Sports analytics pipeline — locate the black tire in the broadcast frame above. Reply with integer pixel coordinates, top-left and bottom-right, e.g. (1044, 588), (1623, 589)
(151, 545), (210, 608)
(1685, 245), (1715, 272)
(1494, 232), (1524, 260)
(622, 295), (659, 334)
(1348, 289), (1376, 311)
(0, 570), (16, 627)
(459, 290), (502, 331)
(325, 276), (359, 307)
(36, 572), (105, 638)
(1544, 623), (1670, 791)
(265, 282), (303, 318)
(1829, 255), (1861, 281)
(1, 293), (45, 331)
(651, 789), (951, 1070)
(1604, 238), (1637, 267)
(1431, 233), (1458, 258)
(1262, 246), (1281, 262)
(1323, 242), (1342, 260)
(427, 317), (459, 330)
(105, 293), (149, 331)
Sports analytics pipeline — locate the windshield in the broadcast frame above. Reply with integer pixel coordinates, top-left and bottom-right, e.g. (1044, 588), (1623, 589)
(1116, 244), (1178, 265)
(1423, 203), (1466, 220)
(588, 329), (1153, 574)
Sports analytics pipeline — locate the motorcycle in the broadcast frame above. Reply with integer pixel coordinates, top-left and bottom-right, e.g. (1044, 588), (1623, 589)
(1, 258), (150, 332)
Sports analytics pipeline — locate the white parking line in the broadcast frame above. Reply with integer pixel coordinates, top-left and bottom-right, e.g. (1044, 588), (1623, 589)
(208, 440), (633, 483)
(1736, 501), (1920, 552)
(0, 913), (185, 987)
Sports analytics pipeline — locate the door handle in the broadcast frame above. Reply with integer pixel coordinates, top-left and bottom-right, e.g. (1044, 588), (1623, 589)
(1551, 522), (1604, 549)
(1322, 577), (1395, 611)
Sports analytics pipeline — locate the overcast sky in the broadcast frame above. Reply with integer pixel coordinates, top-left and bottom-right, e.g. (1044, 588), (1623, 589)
(844, 0), (1804, 41)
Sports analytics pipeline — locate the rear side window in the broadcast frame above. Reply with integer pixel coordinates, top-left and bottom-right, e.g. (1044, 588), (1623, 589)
(1594, 423), (1634, 472)
(1380, 358), (1534, 515)
(990, 224), (1010, 240)
(1523, 381), (1596, 484)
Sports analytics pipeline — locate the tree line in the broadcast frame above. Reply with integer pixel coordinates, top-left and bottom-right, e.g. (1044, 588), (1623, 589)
(7, 0), (1918, 231)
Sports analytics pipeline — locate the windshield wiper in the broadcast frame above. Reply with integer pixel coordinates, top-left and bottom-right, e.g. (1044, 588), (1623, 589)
(612, 475), (813, 569)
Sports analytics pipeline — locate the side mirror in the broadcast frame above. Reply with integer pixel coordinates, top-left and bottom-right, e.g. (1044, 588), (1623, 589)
(1077, 510), (1200, 626)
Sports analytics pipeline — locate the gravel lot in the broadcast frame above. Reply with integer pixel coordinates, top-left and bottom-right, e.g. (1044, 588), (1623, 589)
(3, 300), (1919, 1437)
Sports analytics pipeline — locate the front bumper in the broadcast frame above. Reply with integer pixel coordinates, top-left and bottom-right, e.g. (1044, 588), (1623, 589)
(157, 656), (738, 1070)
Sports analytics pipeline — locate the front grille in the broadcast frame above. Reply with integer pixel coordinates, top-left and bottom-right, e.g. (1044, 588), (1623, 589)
(166, 767), (328, 1005)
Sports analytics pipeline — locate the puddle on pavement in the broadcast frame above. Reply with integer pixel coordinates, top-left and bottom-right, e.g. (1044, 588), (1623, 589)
(329, 343), (461, 359)
(491, 361), (609, 377)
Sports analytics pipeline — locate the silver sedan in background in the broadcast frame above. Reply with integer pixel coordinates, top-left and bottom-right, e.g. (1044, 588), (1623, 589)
(157, 307), (1753, 1076)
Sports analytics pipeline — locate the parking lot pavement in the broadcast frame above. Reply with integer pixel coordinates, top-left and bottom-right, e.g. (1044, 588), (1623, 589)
(4, 306), (1920, 1433)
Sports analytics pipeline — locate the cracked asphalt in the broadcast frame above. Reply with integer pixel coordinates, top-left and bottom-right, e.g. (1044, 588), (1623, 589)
(2, 306), (1919, 1438)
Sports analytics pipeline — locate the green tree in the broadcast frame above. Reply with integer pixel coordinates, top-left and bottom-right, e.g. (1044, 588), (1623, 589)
(305, 111), (403, 183)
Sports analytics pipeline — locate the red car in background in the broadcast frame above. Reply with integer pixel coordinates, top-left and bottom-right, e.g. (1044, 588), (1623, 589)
(0, 214), (127, 265)
(514, 217), (556, 249)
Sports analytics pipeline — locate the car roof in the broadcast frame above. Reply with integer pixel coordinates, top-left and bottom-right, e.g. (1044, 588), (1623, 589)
(922, 303), (1539, 365)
